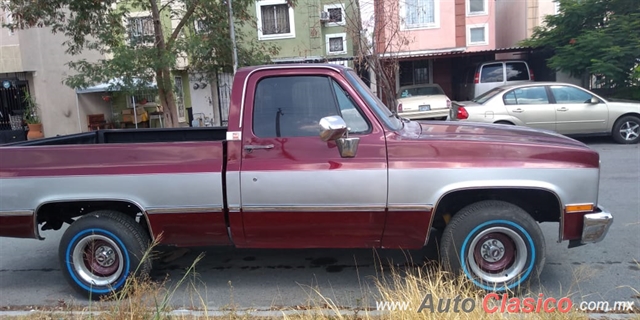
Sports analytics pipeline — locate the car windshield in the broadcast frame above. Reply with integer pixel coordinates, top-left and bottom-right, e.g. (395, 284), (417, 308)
(345, 70), (402, 131)
(398, 86), (444, 98)
(473, 87), (505, 104)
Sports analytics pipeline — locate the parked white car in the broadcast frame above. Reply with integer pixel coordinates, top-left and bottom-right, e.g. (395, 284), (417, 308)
(449, 82), (640, 144)
(397, 84), (451, 120)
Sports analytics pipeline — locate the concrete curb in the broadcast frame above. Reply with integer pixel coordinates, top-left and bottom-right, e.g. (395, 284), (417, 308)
(0, 309), (637, 319)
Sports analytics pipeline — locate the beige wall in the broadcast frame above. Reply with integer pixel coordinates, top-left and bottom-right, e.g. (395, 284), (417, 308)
(496, 0), (558, 48)
(0, 8), (23, 73)
(495, 0), (527, 48)
(14, 28), (104, 137)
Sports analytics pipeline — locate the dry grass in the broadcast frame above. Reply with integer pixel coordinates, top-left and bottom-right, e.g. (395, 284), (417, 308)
(2, 248), (637, 320)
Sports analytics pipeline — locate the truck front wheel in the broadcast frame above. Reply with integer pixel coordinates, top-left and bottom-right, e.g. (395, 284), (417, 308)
(58, 210), (151, 300)
(440, 200), (545, 292)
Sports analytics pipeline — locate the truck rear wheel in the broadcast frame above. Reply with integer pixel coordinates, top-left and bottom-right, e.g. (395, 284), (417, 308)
(440, 200), (545, 292)
(58, 210), (151, 300)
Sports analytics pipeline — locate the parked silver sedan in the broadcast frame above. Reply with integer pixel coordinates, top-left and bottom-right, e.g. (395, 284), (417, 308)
(449, 82), (640, 144)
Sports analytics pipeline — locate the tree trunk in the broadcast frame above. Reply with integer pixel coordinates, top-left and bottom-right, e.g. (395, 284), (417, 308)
(156, 69), (179, 128)
(149, 0), (180, 128)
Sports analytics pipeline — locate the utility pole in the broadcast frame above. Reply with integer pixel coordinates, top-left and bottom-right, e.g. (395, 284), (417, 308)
(227, 0), (239, 74)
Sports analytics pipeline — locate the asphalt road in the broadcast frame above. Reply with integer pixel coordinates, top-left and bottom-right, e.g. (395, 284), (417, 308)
(0, 137), (638, 311)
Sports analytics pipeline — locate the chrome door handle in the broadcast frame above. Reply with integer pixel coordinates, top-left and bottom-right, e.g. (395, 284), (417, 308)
(244, 144), (274, 151)
(512, 108), (524, 113)
(557, 107), (568, 112)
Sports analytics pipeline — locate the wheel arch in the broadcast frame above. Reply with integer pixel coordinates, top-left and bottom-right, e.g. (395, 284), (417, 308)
(430, 186), (562, 234)
(612, 112), (640, 128)
(34, 198), (153, 241)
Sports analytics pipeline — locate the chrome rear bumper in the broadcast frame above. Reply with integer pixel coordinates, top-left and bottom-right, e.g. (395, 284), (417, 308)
(581, 206), (613, 244)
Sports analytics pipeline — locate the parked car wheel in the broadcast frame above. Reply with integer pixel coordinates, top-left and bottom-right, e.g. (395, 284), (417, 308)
(58, 210), (151, 300)
(440, 200), (545, 292)
(612, 115), (640, 144)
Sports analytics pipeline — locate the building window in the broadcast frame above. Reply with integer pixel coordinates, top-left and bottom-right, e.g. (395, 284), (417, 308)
(256, 0), (295, 40)
(127, 16), (155, 46)
(400, 0), (439, 30)
(326, 33), (347, 55)
(194, 19), (207, 33)
(467, 23), (488, 45)
(467, 0), (487, 15)
(323, 3), (346, 27)
(399, 60), (430, 86)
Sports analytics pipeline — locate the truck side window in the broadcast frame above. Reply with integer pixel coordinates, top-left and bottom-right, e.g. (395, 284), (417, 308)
(330, 80), (370, 134)
(253, 76), (340, 138)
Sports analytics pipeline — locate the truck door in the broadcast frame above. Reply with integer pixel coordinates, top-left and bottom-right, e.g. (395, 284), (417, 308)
(238, 68), (388, 248)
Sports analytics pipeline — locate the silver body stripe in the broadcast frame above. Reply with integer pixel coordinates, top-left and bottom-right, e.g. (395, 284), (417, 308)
(227, 167), (597, 211)
(225, 170), (242, 213)
(237, 169), (387, 209)
(0, 173), (224, 213)
(0, 169), (597, 212)
(388, 167), (598, 209)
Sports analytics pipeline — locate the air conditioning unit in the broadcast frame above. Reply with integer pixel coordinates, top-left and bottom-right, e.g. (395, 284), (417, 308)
(320, 11), (331, 22)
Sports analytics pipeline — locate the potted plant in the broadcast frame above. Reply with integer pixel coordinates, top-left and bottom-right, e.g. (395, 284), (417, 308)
(22, 89), (44, 140)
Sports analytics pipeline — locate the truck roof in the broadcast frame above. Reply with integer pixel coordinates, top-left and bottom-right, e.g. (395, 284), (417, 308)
(237, 63), (351, 74)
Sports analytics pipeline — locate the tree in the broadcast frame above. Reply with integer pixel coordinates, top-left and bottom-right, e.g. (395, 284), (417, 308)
(1, 0), (279, 127)
(344, 0), (415, 111)
(521, 0), (640, 89)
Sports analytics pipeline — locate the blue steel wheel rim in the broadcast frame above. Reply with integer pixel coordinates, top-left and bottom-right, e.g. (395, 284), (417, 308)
(65, 229), (130, 294)
(460, 220), (536, 291)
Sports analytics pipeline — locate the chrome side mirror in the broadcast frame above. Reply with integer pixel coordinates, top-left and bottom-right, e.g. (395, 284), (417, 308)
(319, 115), (360, 158)
(590, 97), (600, 104)
(336, 137), (360, 158)
(319, 116), (348, 142)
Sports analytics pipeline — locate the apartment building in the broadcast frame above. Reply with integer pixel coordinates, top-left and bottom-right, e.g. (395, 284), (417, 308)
(372, 0), (566, 101)
(243, 0), (361, 67)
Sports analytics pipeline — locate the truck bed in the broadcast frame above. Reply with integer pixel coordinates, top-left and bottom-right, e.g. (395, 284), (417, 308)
(2, 127), (228, 146)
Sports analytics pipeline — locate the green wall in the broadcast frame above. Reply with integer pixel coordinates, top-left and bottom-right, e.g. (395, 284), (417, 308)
(242, 0), (359, 62)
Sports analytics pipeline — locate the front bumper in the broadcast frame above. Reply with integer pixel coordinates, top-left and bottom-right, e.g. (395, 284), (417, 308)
(581, 206), (613, 244)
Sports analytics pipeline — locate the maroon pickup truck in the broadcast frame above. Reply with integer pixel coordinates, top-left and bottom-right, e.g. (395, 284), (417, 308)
(0, 64), (612, 299)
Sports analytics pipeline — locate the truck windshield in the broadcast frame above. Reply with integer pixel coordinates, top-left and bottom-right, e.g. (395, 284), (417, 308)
(345, 70), (402, 131)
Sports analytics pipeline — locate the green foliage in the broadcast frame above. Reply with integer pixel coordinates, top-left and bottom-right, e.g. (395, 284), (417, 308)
(522, 0), (640, 88)
(22, 89), (40, 124)
(181, 0), (280, 78)
(0, 0), (279, 96)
